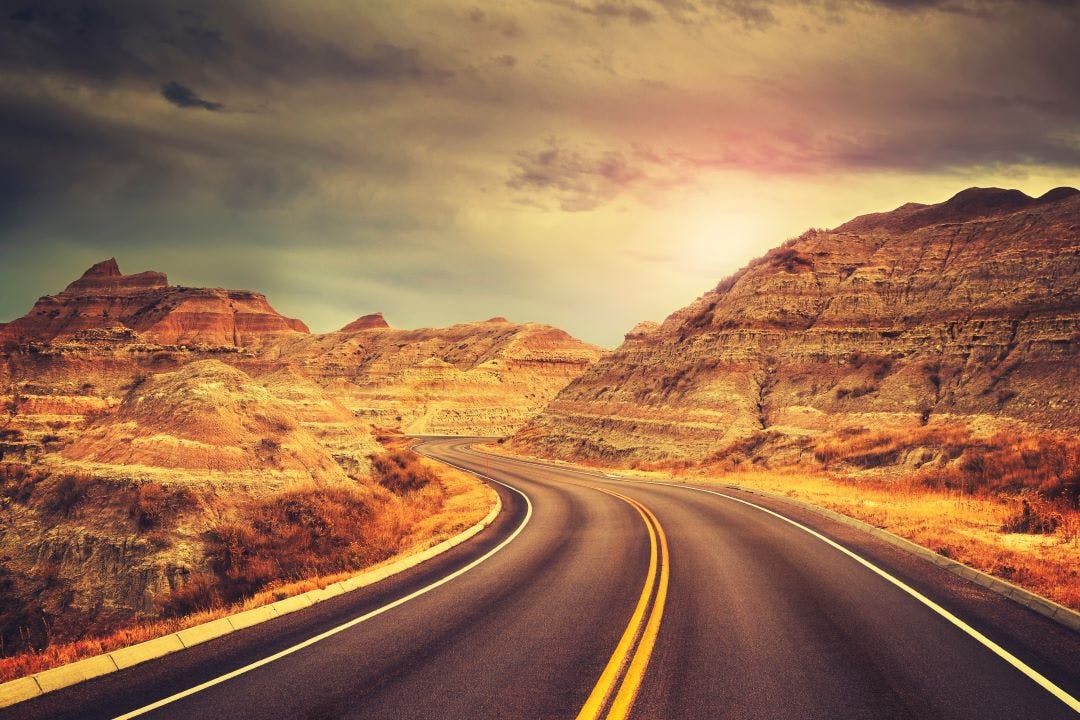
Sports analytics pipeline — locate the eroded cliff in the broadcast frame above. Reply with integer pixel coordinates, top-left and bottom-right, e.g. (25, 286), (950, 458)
(513, 187), (1080, 470)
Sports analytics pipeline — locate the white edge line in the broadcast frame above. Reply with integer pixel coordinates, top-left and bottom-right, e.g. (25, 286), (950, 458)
(112, 467), (532, 720)
(639, 480), (1080, 714)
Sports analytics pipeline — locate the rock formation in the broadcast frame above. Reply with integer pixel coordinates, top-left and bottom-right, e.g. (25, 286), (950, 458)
(272, 320), (605, 436)
(0, 258), (602, 648)
(0, 258), (309, 348)
(513, 187), (1080, 466)
(339, 313), (391, 332)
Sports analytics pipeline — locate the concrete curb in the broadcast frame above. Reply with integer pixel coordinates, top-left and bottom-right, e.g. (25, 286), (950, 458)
(0, 492), (502, 709)
(679, 479), (1080, 634)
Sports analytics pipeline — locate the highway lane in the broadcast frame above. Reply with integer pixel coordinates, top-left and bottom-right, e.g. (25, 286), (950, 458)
(6, 436), (1079, 719)
(439, 441), (1080, 720)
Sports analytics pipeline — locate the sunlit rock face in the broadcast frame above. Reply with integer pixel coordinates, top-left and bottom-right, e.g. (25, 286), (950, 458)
(0, 258), (309, 349)
(0, 259), (603, 645)
(514, 187), (1080, 465)
(271, 318), (605, 436)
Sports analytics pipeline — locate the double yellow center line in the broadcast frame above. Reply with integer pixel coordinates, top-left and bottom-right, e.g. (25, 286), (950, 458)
(576, 488), (670, 720)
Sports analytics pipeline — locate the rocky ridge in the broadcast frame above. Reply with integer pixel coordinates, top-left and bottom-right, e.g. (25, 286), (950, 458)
(272, 318), (604, 436)
(0, 258), (309, 348)
(513, 187), (1080, 468)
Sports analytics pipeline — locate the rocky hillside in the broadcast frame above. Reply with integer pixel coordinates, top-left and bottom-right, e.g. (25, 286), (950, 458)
(270, 316), (605, 436)
(0, 259), (601, 652)
(513, 187), (1080, 474)
(0, 258), (309, 348)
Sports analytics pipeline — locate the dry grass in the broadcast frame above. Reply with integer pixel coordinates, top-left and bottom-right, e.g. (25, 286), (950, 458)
(812, 425), (1080, 507)
(0, 448), (496, 684)
(689, 468), (1080, 612)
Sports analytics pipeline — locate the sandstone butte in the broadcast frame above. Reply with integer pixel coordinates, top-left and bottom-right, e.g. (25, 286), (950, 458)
(512, 186), (1080, 471)
(0, 258), (310, 348)
(0, 260), (602, 651)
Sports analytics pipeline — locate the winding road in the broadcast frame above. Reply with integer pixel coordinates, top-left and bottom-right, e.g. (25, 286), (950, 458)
(6, 437), (1079, 719)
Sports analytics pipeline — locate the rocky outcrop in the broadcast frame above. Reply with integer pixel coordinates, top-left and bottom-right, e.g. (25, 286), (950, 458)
(339, 313), (391, 332)
(513, 187), (1080, 465)
(272, 320), (605, 436)
(64, 360), (354, 484)
(0, 259), (308, 348)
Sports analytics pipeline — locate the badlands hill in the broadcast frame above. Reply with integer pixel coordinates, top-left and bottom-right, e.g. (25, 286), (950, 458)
(0, 258), (309, 348)
(0, 359), (385, 646)
(513, 187), (1080, 478)
(0, 260), (599, 655)
(271, 316), (604, 435)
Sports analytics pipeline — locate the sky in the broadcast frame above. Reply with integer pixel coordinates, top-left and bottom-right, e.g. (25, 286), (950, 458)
(0, 0), (1078, 347)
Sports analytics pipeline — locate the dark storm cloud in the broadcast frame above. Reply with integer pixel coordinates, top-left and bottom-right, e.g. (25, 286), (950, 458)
(1, 0), (1079, 346)
(559, 0), (1078, 27)
(161, 81), (223, 111)
(0, 1), (449, 88)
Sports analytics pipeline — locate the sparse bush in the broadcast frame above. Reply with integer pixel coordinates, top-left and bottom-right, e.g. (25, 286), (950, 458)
(125, 373), (149, 396)
(258, 437), (280, 453)
(160, 572), (220, 618)
(205, 487), (382, 603)
(919, 433), (1080, 505)
(766, 246), (815, 273)
(41, 473), (95, 517)
(1001, 498), (1061, 535)
(371, 450), (437, 495)
(0, 463), (40, 503)
(127, 482), (170, 531)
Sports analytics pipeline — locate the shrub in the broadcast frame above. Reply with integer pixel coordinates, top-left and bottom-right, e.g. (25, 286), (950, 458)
(0, 463), (40, 503)
(41, 473), (95, 517)
(204, 487), (382, 603)
(371, 450), (437, 495)
(258, 437), (280, 453)
(1001, 498), (1061, 535)
(918, 433), (1080, 505)
(160, 572), (220, 618)
(128, 482), (170, 531)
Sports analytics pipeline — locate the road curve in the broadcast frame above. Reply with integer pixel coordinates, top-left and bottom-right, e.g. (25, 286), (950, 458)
(6, 437), (1080, 719)
(446, 441), (1080, 720)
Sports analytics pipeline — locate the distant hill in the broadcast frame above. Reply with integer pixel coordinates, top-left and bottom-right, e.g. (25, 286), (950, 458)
(0, 258), (308, 348)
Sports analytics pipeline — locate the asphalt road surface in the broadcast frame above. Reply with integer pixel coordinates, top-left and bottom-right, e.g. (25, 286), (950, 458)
(7, 437), (1079, 719)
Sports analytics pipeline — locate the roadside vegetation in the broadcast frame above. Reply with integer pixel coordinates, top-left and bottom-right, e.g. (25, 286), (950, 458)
(484, 427), (1080, 613)
(0, 438), (495, 683)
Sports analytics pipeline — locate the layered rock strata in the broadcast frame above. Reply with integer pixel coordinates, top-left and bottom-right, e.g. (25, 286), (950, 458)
(514, 187), (1080, 465)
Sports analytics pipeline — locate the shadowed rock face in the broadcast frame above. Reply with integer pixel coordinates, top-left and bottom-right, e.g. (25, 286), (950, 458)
(513, 187), (1080, 465)
(0, 258), (309, 348)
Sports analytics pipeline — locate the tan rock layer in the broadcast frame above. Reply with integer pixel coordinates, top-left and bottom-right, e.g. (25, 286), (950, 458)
(514, 187), (1080, 464)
